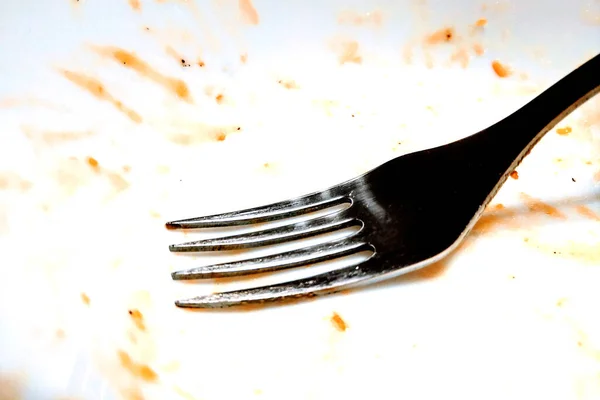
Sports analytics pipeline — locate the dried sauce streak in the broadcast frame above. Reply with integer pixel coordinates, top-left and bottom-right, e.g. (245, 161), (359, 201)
(491, 60), (511, 78)
(330, 312), (347, 332)
(520, 193), (566, 219)
(118, 350), (158, 382)
(92, 46), (192, 102)
(59, 70), (142, 123)
(239, 0), (259, 25)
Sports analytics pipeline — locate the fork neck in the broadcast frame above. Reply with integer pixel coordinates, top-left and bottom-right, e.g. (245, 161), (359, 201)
(470, 53), (600, 176)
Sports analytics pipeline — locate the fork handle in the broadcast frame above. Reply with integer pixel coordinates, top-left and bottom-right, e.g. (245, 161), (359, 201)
(471, 53), (600, 180)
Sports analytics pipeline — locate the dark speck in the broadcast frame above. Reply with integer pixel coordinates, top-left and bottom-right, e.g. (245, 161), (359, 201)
(237, 127), (241, 131)
(571, 177), (576, 182)
(351, 114), (355, 117)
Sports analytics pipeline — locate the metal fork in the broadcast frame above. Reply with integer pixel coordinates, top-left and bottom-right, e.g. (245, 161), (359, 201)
(166, 54), (600, 308)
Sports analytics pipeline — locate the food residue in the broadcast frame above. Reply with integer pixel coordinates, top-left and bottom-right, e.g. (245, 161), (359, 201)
(575, 205), (600, 221)
(510, 170), (519, 180)
(216, 132), (227, 141)
(86, 156), (99, 169)
(197, 59), (205, 67)
(475, 18), (487, 27)
(239, 0), (259, 25)
(240, 53), (248, 64)
(59, 70), (142, 123)
(337, 9), (383, 27)
(451, 48), (470, 68)
(91, 46), (192, 102)
(330, 312), (347, 332)
(128, 0), (141, 11)
(520, 193), (566, 219)
(215, 94), (224, 104)
(412, 261), (448, 279)
(128, 309), (146, 331)
(426, 27), (455, 44)
(491, 60), (511, 78)
(334, 39), (362, 65)
(118, 350), (158, 382)
(556, 126), (572, 135)
(80, 292), (90, 305)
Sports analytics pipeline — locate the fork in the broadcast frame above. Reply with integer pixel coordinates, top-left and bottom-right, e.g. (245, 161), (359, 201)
(166, 54), (600, 308)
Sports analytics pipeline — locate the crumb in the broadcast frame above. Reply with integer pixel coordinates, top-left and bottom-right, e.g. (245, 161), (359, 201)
(556, 126), (572, 135)
(510, 171), (519, 180)
(330, 312), (347, 332)
(491, 60), (511, 78)
(81, 292), (90, 305)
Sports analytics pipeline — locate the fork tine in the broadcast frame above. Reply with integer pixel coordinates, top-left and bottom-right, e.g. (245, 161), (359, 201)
(169, 212), (361, 252)
(174, 253), (379, 308)
(166, 194), (350, 229)
(171, 239), (370, 279)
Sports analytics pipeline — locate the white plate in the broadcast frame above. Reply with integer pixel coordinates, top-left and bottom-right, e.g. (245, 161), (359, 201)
(1, 1), (599, 399)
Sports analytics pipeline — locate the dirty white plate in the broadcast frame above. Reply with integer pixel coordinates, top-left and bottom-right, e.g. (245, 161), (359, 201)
(1, 1), (599, 399)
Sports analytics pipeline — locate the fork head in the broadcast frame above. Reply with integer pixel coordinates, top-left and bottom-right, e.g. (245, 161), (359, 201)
(166, 137), (499, 309)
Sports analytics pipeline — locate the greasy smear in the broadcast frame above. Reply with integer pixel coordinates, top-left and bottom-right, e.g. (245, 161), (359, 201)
(239, 0), (259, 25)
(0, 373), (24, 400)
(334, 40), (362, 65)
(472, 204), (515, 234)
(556, 126), (572, 135)
(510, 171), (519, 180)
(128, 0), (141, 11)
(330, 312), (347, 332)
(118, 350), (158, 382)
(425, 27), (455, 44)
(575, 205), (600, 221)
(520, 193), (566, 219)
(0, 172), (32, 192)
(337, 9), (383, 27)
(491, 60), (511, 78)
(129, 309), (146, 331)
(81, 292), (90, 305)
(59, 70), (142, 123)
(92, 46), (192, 102)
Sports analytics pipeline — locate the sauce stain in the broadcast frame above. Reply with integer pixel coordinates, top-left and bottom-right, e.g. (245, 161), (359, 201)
(128, 309), (146, 331)
(80, 292), (91, 305)
(520, 193), (566, 219)
(118, 350), (158, 382)
(475, 18), (488, 27)
(556, 126), (572, 135)
(59, 70), (142, 123)
(330, 312), (347, 332)
(491, 60), (512, 78)
(333, 39), (362, 65)
(128, 0), (141, 11)
(337, 9), (383, 27)
(473, 43), (485, 56)
(239, 0), (259, 25)
(510, 170), (519, 180)
(278, 79), (299, 89)
(92, 46), (192, 102)
(575, 205), (600, 221)
(87, 156), (99, 169)
(410, 260), (448, 279)
(425, 27), (455, 44)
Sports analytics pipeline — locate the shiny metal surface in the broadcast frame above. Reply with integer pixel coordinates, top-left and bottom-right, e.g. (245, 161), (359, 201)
(167, 53), (600, 309)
